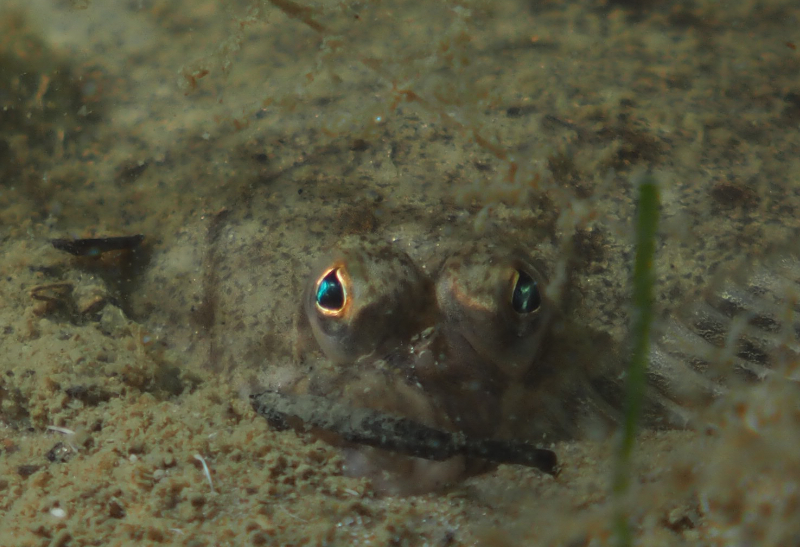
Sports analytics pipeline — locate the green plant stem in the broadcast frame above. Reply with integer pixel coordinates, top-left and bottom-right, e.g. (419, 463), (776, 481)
(613, 174), (660, 547)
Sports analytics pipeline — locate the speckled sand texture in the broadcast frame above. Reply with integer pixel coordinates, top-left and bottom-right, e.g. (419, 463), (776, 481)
(2, 0), (800, 545)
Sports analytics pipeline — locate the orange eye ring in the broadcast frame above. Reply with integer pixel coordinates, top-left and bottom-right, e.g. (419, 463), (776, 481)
(315, 267), (348, 316)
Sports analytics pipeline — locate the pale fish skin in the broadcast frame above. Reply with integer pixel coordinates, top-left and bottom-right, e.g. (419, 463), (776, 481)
(296, 235), (800, 494)
(296, 235), (551, 494)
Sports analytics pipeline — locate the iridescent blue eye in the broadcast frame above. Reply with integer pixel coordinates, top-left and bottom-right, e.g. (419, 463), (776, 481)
(511, 269), (540, 314)
(316, 269), (346, 312)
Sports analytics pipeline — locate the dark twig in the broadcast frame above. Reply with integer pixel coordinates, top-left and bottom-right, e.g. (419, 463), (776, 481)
(250, 389), (558, 475)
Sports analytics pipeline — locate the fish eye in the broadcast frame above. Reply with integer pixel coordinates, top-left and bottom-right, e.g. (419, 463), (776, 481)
(316, 268), (346, 313)
(511, 269), (541, 314)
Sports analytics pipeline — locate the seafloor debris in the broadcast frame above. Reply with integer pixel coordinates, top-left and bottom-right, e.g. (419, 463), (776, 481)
(250, 389), (558, 475)
(29, 281), (74, 303)
(28, 278), (112, 317)
(51, 235), (144, 257)
(28, 281), (74, 316)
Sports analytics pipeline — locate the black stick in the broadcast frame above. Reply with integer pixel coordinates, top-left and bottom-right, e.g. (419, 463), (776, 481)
(250, 390), (558, 476)
(51, 235), (144, 257)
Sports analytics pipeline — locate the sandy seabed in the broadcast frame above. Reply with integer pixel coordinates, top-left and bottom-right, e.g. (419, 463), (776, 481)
(2, 0), (800, 545)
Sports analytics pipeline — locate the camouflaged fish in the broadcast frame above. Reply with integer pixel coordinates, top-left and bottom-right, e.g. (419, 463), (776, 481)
(251, 235), (799, 493)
